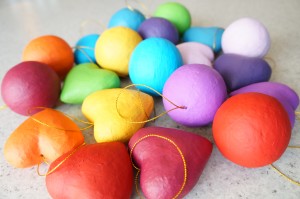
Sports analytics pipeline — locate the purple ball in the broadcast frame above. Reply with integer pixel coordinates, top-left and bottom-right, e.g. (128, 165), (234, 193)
(230, 82), (299, 127)
(163, 64), (227, 126)
(138, 17), (179, 44)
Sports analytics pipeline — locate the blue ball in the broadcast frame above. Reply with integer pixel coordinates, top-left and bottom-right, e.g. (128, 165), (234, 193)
(108, 8), (145, 31)
(74, 34), (99, 64)
(182, 27), (224, 53)
(129, 38), (183, 96)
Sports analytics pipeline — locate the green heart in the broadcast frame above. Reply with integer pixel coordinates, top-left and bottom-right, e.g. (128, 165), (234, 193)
(60, 63), (120, 104)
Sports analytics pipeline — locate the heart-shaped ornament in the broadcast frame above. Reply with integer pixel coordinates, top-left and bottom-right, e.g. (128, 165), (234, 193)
(46, 142), (133, 199)
(60, 63), (120, 104)
(82, 88), (154, 143)
(128, 126), (213, 199)
(4, 108), (84, 168)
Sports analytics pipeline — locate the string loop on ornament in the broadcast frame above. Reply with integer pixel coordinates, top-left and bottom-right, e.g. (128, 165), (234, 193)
(79, 19), (105, 36)
(264, 56), (277, 70)
(295, 111), (300, 120)
(115, 84), (186, 124)
(125, 0), (152, 18)
(37, 142), (86, 176)
(73, 46), (96, 64)
(271, 146), (300, 186)
(27, 107), (94, 132)
(0, 104), (8, 111)
(129, 134), (187, 199)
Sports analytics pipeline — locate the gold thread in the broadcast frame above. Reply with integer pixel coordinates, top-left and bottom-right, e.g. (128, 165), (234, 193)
(115, 84), (186, 124)
(79, 19), (105, 36)
(295, 112), (300, 120)
(264, 56), (277, 70)
(27, 107), (93, 132)
(125, 0), (151, 18)
(130, 134), (187, 199)
(37, 142), (86, 176)
(271, 146), (300, 186)
(0, 104), (8, 110)
(74, 46), (96, 64)
(212, 28), (219, 51)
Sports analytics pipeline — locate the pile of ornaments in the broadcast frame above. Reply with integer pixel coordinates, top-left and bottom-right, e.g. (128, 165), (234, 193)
(1, 1), (299, 199)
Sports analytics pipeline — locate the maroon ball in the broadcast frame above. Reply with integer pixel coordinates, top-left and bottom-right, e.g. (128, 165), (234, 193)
(1, 61), (61, 115)
(138, 17), (179, 44)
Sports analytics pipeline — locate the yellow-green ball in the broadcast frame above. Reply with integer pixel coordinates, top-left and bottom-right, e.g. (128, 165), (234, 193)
(95, 27), (142, 76)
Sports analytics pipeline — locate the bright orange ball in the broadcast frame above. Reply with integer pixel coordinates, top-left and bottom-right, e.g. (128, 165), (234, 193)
(22, 35), (74, 79)
(213, 92), (291, 168)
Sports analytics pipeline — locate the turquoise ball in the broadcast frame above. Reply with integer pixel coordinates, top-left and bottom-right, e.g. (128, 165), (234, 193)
(108, 8), (145, 31)
(74, 34), (99, 64)
(182, 27), (224, 53)
(129, 38), (183, 96)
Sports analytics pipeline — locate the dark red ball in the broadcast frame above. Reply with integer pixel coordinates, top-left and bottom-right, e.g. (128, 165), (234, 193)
(1, 61), (61, 115)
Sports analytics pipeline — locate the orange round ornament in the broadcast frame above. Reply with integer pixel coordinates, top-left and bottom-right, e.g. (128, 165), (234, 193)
(22, 35), (74, 79)
(213, 92), (291, 168)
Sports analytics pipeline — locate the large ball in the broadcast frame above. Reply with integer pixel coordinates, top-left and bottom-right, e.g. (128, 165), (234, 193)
(163, 64), (227, 126)
(222, 17), (270, 58)
(213, 93), (291, 168)
(129, 38), (182, 95)
(95, 26), (142, 76)
(1, 61), (61, 115)
(22, 35), (74, 79)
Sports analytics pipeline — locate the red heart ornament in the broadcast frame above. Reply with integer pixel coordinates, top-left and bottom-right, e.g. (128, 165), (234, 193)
(46, 142), (133, 199)
(128, 126), (212, 199)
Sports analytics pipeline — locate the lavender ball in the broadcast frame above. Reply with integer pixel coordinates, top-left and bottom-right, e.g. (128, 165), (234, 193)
(163, 64), (227, 126)
(138, 17), (179, 44)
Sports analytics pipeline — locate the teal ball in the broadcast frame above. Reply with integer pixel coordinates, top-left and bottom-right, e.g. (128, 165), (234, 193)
(74, 34), (99, 64)
(129, 38), (182, 95)
(108, 8), (145, 31)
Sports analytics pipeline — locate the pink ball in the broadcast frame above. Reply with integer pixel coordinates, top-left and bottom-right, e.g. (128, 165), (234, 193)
(1, 61), (61, 115)
(163, 64), (227, 126)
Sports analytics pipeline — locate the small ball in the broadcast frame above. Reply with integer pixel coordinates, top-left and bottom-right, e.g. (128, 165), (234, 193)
(154, 2), (191, 35)
(129, 38), (182, 95)
(213, 93), (291, 168)
(22, 35), (74, 79)
(95, 26), (142, 76)
(74, 34), (99, 64)
(163, 64), (227, 126)
(108, 7), (145, 31)
(1, 61), (61, 115)
(222, 17), (270, 58)
(138, 17), (179, 44)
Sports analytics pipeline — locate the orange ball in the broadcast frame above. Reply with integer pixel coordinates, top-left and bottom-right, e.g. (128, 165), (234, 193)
(213, 92), (291, 168)
(22, 35), (74, 79)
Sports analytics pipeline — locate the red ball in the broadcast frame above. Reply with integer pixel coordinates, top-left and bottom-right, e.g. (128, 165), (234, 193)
(1, 61), (61, 115)
(213, 92), (291, 168)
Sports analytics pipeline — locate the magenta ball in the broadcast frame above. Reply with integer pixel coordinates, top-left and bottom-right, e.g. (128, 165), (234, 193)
(138, 17), (179, 44)
(1, 61), (61, 115)
(163, 64), (227, 126)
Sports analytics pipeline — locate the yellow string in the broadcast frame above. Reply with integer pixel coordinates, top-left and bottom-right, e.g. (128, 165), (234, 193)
(125, 0), (151, 18)
(115, 84), (187, 124)
(295, 112), (300, 120)
(37, 142), (86, 176)
(212, 28), (219, 51)
(27, 107), (93, 132)
(264, 56), (277, 70)
(74, 46), (96, 64)
(129, 134), (187, 199)
(271, 146), (300, 186)
(79, 19), (105, 36)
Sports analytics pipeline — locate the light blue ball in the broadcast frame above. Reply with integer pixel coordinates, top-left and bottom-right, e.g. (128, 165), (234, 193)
(74, 34), (99, 64)
(129, 38), (183, 96)
(182, 27), (224, 53)
(108, 8), (145, 31)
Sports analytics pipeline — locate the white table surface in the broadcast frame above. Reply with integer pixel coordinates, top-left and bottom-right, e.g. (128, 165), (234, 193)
(0, 0), (299, 198)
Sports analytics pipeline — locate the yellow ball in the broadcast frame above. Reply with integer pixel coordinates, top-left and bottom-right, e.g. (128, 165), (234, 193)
(95, 27), (142, 76)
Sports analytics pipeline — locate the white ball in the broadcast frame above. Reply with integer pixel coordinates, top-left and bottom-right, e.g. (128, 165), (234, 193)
(222, 17), (270, 58)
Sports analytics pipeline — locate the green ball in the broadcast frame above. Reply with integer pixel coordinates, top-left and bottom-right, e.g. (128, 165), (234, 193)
(60, 63), (120, 104)
(154, 2), (191, 35)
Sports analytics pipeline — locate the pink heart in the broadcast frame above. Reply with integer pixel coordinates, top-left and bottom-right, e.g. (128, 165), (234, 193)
(129, 126), (212, 199)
